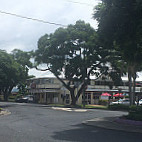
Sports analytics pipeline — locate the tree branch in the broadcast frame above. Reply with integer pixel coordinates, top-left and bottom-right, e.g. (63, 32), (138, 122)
(53, 73), (72, 91)
(87, 62), (102, 78)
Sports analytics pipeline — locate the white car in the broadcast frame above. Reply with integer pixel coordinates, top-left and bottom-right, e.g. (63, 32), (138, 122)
(138, 99), (142, 105)
(110, 99), (130, 105)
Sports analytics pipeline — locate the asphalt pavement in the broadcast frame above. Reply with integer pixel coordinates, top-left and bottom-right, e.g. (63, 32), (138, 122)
(83, 116), (142, 133)
(43, 106), (142, 133)
(0, 102), (142, 142)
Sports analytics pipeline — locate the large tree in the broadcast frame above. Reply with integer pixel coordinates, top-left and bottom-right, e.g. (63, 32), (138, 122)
(94, 0), (142, 105)
(35, 20), (117, 105)
(11, 49), (33, 68)
(11, 49), (34, 96)
(0, 49), (32, 101)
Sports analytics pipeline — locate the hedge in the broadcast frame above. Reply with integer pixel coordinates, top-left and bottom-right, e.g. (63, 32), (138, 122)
(108, 104), (130, 111)
(127, 105), (142, 121)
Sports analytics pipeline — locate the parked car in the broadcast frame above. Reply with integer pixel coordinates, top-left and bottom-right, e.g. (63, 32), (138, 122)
(15, 97), (28, 103)
(136, 99), (142, 105)
(26, 95), (34, 103)
(110, 99), (130, 105)
(15, 95), (33, 103)
(139, 99), (142, 105)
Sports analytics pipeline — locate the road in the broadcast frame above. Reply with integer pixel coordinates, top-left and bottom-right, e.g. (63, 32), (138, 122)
(0, 102), (142, 142)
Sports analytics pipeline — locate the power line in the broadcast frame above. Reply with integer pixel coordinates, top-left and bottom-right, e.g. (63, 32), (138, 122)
(64, 0), (93, 7)
(64, 0), (101, 7)
(0, 1), (100, 27)
(0, 10), (67, 27)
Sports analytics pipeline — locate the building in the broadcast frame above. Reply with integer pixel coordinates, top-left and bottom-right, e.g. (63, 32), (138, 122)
(27, 77), (142, 105)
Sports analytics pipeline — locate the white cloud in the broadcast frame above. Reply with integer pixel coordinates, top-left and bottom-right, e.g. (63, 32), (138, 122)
(0, 0), (99, 77)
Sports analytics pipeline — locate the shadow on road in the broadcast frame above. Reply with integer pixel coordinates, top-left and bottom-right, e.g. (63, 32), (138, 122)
(52, 124), (142, 142)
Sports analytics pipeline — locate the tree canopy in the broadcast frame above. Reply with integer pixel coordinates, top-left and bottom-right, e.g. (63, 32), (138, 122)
(11, 49), (33, 68)
(94, 0), (142, 105)
(0, 49), (32, 101)
(35, 20), (115, 105)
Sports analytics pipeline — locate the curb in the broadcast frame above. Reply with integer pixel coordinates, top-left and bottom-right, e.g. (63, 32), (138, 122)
(82, 117), (142, 133)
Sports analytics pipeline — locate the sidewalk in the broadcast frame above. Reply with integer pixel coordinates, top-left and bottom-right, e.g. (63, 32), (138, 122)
(83, 116), (142, 133)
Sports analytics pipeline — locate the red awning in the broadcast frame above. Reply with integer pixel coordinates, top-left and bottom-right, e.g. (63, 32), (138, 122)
(101, 93), (111, 96)
(113, 93), (124, 97)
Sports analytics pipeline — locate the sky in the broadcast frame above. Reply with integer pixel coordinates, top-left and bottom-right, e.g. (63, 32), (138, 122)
(0, 0), (100, 77)
(0, 0), (99, 52)
(1, 0), (141, 81)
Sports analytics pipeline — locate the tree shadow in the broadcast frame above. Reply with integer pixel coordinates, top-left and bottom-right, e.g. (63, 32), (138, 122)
(52, 124), (142, 142)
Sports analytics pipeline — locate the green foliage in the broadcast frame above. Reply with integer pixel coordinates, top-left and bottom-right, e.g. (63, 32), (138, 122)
(8, 96), (16, 99)
(129, 105), (142, 114)
(36, 20), (108, 79)
(35, 20), (110, 105)
(108, 104), (129, 111)
(94, 0), (142, 105)
(98, 100), (108, 106)
(126, 113), (142, 121)
(85, 105), (107, 109)
(0, 49), (32, 101)
(17, 83), (28, 96)
(11, 49), (33, 68)
(8, 95), (17, 102)
(126, 106), (142, 121)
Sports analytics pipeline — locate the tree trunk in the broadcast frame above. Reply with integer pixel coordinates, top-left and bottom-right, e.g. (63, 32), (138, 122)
(128, 69), (133, 106)
(3, 86), (13, 102)
(70, 90), (77, 106)
(132, 72), (136, 105)
(4, 93), (8, 101)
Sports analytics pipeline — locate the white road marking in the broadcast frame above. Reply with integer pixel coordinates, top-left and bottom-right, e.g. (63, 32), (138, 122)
(52, 107), (87, 112)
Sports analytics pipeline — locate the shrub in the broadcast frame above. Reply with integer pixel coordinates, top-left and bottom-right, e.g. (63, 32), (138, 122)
(98, 100), (108, 106)
(126, 105), (142, 121)
(8, 96), (16, 99)
(108, 104), (129, 111)
(129, 105), (142, 113)
(126, 113), (142, 121)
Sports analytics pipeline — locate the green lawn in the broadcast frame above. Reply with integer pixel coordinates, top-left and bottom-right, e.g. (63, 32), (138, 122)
(84, 105), (108, 109)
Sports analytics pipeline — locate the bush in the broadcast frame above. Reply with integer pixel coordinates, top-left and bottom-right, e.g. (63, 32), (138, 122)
(98, 100), (108, 106)
(8, 96), (16, 99)
(129, 105), (142, 113)
(126, 105), (142, 121)
(126, 113), (142, 121)
(108, 104), (129, 111)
